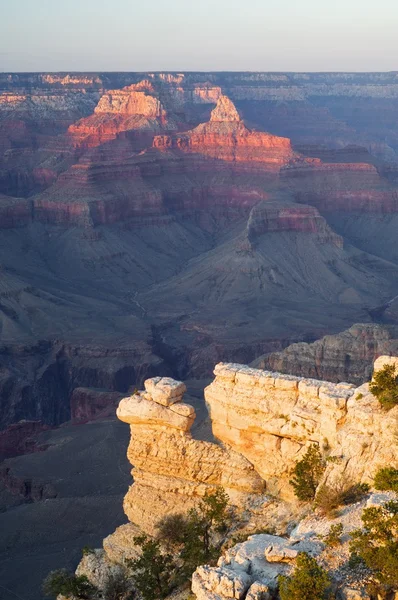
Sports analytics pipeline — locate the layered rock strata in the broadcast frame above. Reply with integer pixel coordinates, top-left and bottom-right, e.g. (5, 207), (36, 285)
(153, 95), (295, 169)
(116, 376), (265, 534)
(112, 357), (398, 537)
(68, 81), (177, 149)
(254, 323), (398, 384)
(205, 361), (398, 498)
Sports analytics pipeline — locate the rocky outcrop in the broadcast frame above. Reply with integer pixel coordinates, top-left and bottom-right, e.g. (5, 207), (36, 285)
(204, 361), (398, 498)
(68, 82), (177, 149)
(153, 95), (294, 169)
(253, 324), (398, 384)
(115, 376), (265, 534)
(0, 465), (57, 502)
(192, 491), (396, 600)
(109, 356), (398, 534)
(246, 199), (343, 247)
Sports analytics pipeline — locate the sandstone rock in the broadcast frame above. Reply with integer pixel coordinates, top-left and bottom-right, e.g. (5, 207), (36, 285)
(254, 324), (398, 385)
(144, 376), (187, 406)
(192, 565), (252, 600)
(373, 355), (398, 375)
(205, 361), (398, 498)
(210, 95), (241, 122)
(117, 392), (194, 432)
(264, 543), (298, 563)
(103, 523), (142, 564)
(245, 582), (270, 600)
(153, 95), (294, 168)
(116, 376), (265, 534)
(76, 548), (123, 590)
(340, 587), (371, 600)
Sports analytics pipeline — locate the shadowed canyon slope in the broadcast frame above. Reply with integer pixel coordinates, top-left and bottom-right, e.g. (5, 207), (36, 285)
(1, 72), (398, 432)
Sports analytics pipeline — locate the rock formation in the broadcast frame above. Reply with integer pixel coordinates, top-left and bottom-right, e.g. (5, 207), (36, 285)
(73, 356), (398, 600)
(107, 356), (398, 538)
(254, 323), (398, 384)
(116, 376), (265, 534)
(68, 81), (177, 149)
(205, 361), (398, 498)
(192, 491), (397, 600)
(153, 95), (295, 168)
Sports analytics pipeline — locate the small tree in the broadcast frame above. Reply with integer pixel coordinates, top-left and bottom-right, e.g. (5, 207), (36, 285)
(369, 364), (398, 409)
(321, 523), (344, 548)
(278, 552), (330, 600)
(350, 500), (398, 591)
(103, 571), (135, 600)
(128, 535), (176, 600)
(374, 467), (398, 493)
(179, 488), (230, 575)
(42, 569), (97, 599)
(290, 444), (326, 501)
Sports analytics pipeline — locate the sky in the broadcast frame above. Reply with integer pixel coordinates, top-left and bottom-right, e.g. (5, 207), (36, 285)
(0, 0), (397, 72)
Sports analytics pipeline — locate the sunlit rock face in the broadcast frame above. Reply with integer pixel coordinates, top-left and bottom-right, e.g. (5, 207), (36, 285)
(205, 360), (398, 498)
(112, 357), (398, 537)
(67, 81), (177, 149)
(116, 376), (265, 534)
(153, 95), (295, 168)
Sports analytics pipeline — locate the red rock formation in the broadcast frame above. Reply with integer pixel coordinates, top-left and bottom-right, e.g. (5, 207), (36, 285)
(154, 95), (294, 169)
(68, 81), (177, 149)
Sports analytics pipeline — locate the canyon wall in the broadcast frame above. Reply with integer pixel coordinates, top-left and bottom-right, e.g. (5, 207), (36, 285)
(112, 357), (398, 541)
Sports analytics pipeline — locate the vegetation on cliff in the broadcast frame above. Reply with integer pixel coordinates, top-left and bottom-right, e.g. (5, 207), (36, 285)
(278, 552), (330, 600)
(289, 444), (326, 501)
(350, 500), (398, 594)
(369, 364), (398, 409)
(128, 488), (230, 600)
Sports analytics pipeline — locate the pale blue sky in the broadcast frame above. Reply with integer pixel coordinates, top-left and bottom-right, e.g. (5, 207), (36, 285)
(0, 0), (397, 72)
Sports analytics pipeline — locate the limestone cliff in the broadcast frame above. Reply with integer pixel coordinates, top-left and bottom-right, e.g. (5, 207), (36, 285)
(205, 361), (398, 498)
(107, 356), (397, 539)
(73, 357), (398, 599)
(116, 376), (265, 534)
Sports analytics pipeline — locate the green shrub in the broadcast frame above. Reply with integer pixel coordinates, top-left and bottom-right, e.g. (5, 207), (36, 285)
(82, 545), (95, 556)
(339, 482), (370, 505)
(321, 523), (343, 548)
(132, 488), (231, 595)
(103, 571), (135, 600)
(128, 535), (177, 600)
(42, 569), (97, 599)
(369, 364), (398, 409)
(374, 467), (398, 492)
(290, 444), (326, 501)
(315, 481), (369, 516)
(278, 552), (330, 600)
(156, 513), (189, 549)
(179, 488), (230, 575)
(349, 500), (398, 590)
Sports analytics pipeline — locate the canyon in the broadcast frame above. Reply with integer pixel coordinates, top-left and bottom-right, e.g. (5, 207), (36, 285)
(1, 71), (398, 599)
